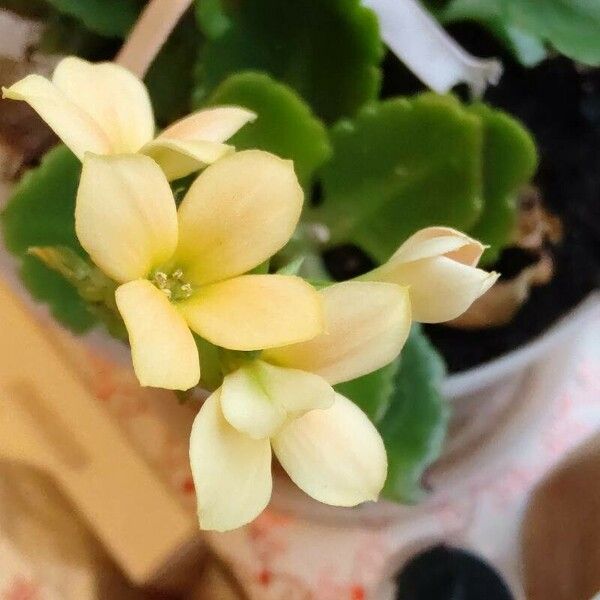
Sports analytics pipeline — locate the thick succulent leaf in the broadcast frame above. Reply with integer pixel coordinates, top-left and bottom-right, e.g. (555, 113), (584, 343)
(44, 0), (144, 38)
(379, 325), (449, 503)
(1, 145), (97, 332)
(145, 13), (201, 127)
(207, 72), (331, 187)
(335, 360), (399, 424)
(440, 0), (600, 66)
(315, 94), (483, 262)
(193, 0), (383, 122)
(467, 103), (538, 264)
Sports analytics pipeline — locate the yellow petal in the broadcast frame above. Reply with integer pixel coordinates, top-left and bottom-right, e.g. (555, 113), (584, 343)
(272, 393), (387, 506)
(179, 274), (323, 351)
(221, 365), (287, 440)
(75, 153), (178, 282)
(374, 257), (499, 323)
(190, 390), (272, 531)
(265, 281), (411, 385)
(2, 74), (111, 160)
(388, 226), (485, 266)
(141, 138), (234, 181)
(52, 56), (154, 153)
(221, 361), (334, 439)
(158, 106), (256, 143)
(175, 150), (303, 284)
(115, 280), (200, 390)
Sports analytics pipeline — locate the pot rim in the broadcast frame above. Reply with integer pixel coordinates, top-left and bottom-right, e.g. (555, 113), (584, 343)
(442, 291), (600, 400)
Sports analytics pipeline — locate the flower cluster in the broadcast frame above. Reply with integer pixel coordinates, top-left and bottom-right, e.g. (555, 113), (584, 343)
(4, 57), (497, 531)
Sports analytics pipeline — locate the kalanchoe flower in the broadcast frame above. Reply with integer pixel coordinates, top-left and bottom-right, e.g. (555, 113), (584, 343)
(2, 56), (256, 180)
(76, 149), (323, 391)
(364, 227), (499, 323)
(190, 281), (412, 531)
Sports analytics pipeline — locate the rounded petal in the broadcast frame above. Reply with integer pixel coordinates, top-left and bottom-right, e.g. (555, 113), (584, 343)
(75, 153), (178, 282)
(2, 74), (111, 160)
(179, 275), (323, 351)
(221, 365), (287, 440)
(141, 138), (234, 181)
(52, 56), (154, 153)
(389, 226), (485, 266)
(115, 280), (200, 390)
(190, 390), (272, 531)
(264, 281), (411, 385)
(158, 106), (256, 143)
(221, 361), (334, 439)
(272, 393), (387, 506)
(175, 150), (303, 285)
(380, 256), (500, 323)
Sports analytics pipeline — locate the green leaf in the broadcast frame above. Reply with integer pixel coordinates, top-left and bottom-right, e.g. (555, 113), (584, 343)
(194, 335), (224, 391)
(145, 14), (201, 127)
(467, 103), (538, 264)
(315, 93), (483, 262)
(1, 145), (97, 332)
(206, 72), (331, 187)
(335, 360), (399, 423)
(44, 0), (144, 38)
(378, 326), (449, 504)
(441, 0), (600, 66)
(193, 0), (383, 122)
(195, 0), (232, 40)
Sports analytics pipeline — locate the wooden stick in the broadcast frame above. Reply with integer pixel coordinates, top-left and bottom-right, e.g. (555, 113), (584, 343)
(116, 0), (193, 77)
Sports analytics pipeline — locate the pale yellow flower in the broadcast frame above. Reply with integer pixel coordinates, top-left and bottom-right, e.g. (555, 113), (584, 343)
(365, 226), (499, 323)
(76, 149), (323, 391)
(2, 56), (255, 180)
(189, 280), (412, 531)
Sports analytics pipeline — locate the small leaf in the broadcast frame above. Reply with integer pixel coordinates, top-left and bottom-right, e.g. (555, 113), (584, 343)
(194, 335), (224, 391)
(378, 325), (449, 504)
(276, 256), (305, 276)
(315, 93), (483, 262)
(335, 359), (399, 423)
(467, 102), (538, 264)
(195, 0), (232, 39)
(44, 0), (144, 38)
(193, 0), (383, 122)
(206, 71), (331, 187)
(2, 145), (97, 332)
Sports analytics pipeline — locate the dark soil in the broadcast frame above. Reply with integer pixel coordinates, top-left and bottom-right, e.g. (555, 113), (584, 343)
(426, 25), (600, 372)
(326, 26), (600, 372)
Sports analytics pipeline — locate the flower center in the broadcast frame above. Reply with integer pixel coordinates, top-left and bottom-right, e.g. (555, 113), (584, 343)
(151, 268), (193, 301)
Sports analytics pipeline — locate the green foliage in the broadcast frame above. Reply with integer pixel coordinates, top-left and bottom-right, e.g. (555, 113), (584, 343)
(315, 94), (483, 262)
(382, 326), (448, 503)
(440, 0), (600, 66)
(339, 326), (449, 504)
(207, 72), (332, 187)
(467, 103), (538, 263)
(1, 145), (97, 332)
(195, 0), (231, 40)
(336, 360), (399, 423)
(44, 0), (144, 38)
(193, 0), (383, 122)
(145, 14), (201, 126)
